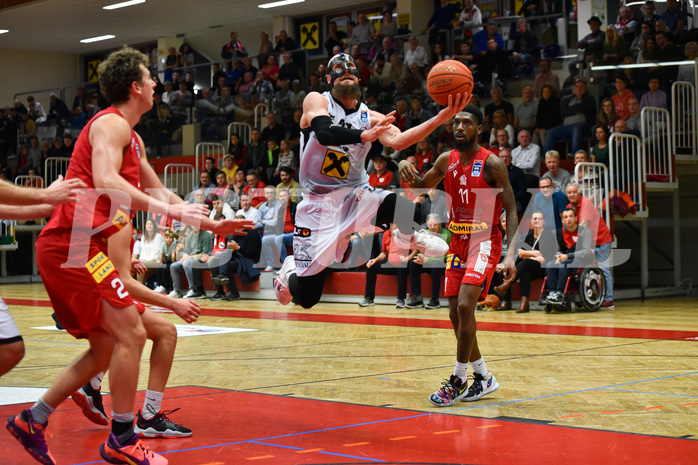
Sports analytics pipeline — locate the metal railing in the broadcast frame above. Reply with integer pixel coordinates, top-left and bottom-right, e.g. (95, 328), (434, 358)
(641, 107), (674, 184)
(227, 122), (253, 146)
(671, 80), (697, 159)
(164, 163), (196, 199)
(573, 162), (611, 229)
(254, 102), (269, 129)
(608, 133), (646, 217)
(195, 143), (226, 177)
(44, 157), (70, 185)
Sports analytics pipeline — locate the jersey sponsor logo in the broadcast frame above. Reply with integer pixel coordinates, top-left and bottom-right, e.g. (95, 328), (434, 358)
(465, 272), (481, 279)
(471, 160), (483, 177)
(133, 137), (141, 159)
(446, 253), (465, 270)
(459, 174), (467, 186)
(293, 243), (312, 261)
(473, 240), (492, 274)
(360, 110), (368, 122)
(321, 149), (351, 179)
(111, 209), (130, 230)
(294, 226), (312, 238)
(85, 252), (115, 284)
(448, 221), (489, 234)
(448, 161), (459, 173)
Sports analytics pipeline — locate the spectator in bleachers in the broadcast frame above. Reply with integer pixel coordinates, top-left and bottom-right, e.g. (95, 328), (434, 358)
(23, 137), (41, 175)
(458, 0), (483, 40)
(17, 144), (30, 174)
(368, 55), (391, 99)
(289, 81), (306, 113)
(611, 74), (636, 120)
(215, 216), (262, 301)
(274, 79), (293, 125)
(654, 31), (683, 82)
(490, 128), (513, 155)
(278, 52), (300, 85)
(226, 135), (245, 172)
(573, 149), (602, 205)
(256, 186), (282, 270)
(276, 166), (300, 203)
(625, 98), (641, 132)
(603, 26), (629, 65)
(260, 188), (296, 272)
(164, 47), (180, 82)
(639, 76), (667, 109)
(212, 174), (239, 210)
(243, 128), (265, 178)
(484, 87), (514, 131)
(257, 31), (273, 69)
(168, 224), (213, 299)
(498, 148), (527, 214)
(228, 169), (248, 198)
(642, 1), (660, 29)
(475, 37), (511, 80)
(532, 84), (561, 148)
(615, 6), (639, 45)
(533, 176), (567, 231)
(414, 138), (435, 172)
(489, 110), (514, 147)
(261, 112), (286, 147)
(386, 55), (408, 93)
(578, 16), (606, 62)
(404, 63), (426, 97)
(369, 153), (397, 190)
(406, 213), (450, 309)
(514, 87), (538, 135)
(153, 229), (177, 294)
(235, 191), (258, 222)
(359, 223), (409, 308)
(541, 150), (571, 192)
(565, 183), (614, 307)
(211, 63), (226, 92)
(511, 20), (538, 77)
(248, 71), (275, 103)
(660, 0), (687, 43)
(308, 73), (329, 93)
(71, 86), (88, 119)
(591, 124), (610, 166)
(404, 36), (429, 69)
(221, 31), (248, 70)
(240, 56), (259, 79)
(544, 80), (596, 155)
(374, 10), (398, 43)
(264, 138), (280, 184)
(436, 118), (455, 153)
(161, 81), (175, 105)
(287, 109), (302, 149)
(630, 21), (654, 59)
(170, 81), (193, 123)
(47, 136), (67, 158)
(677, 42), (697, 83)
(225, 59), (244, 88)
(209, 193), (235, 220)
(178, 43), (196, 77)
(512, 129), (541, 188)
(544, 206), (593, 306)
(244, 170), (267, 207)
(19, 113), (36, 146)
(62, 133), (74, 158)
(261, 55), (280, 87)
(274, 29), (297, 53)
(369, 36), (396, 67)
(405, 96), (434, 132)
(496, 210), (555, 313)
(532, 59), (560, 98)
(270, 139), (296, 184)
(136, 219), (164, 287)
(201, 157), (217, 184)
(47, 93), (70, 129)
(422, 0), (459, 47)
(599, 98), (620, 133)
(472, 21), (504, 56)
(325, 21), (346, 56)
(26, 96), (47, 124)
(452, 41), (476, 69)
(429, 42), (449, 66)
(236, 71), (255, 99)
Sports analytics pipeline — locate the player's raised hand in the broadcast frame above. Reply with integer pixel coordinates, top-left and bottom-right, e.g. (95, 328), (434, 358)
(398, 159), (420, 186)
(439, 93), (471, 120)
(362, 111), (396, 143)
(44, 175), (88, 206)
(170, 298), (201, 324)
(212, 218), (256, 236)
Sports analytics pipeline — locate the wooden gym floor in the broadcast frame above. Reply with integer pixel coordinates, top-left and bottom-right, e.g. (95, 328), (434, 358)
(0, 283), (696, 464)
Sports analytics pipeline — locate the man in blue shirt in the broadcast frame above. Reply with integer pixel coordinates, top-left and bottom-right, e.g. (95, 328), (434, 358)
(422, 0), (461, 47)
(532, 176), (567, 230)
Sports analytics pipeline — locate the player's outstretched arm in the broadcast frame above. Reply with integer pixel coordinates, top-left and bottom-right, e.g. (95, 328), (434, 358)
(108, 225), (200, 324)
(0, 204), (56, 221)
(377, 93), (468, 151)
(398, 151), (450, 189)
(486, 154), (518, 283)
(0, 175), (86, 207)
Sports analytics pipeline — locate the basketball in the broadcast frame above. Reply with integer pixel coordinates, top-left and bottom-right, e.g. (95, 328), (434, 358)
(426, 60), (474, 107)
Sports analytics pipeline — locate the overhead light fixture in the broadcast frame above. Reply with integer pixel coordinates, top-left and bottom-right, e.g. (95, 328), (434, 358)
(0, 30), (8, 34)
(103, 0), (146, 10)
(80, 35), (116, 43)
(258, 0), (304, 9)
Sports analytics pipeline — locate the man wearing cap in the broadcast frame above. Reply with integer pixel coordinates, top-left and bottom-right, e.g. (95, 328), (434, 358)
(369, 153), (397, 190)
(578, 16), (605, 61)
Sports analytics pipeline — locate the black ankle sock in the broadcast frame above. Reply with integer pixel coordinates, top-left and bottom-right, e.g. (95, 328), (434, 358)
(111, 419), (134, 444)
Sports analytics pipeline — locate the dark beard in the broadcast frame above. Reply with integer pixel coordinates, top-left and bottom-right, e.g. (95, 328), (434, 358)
(454, 136), (476, 152)
(331, 81), (362, 100)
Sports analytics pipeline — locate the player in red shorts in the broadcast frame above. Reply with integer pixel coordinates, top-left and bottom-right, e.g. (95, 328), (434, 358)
(399, 104), (518, 406)
(6, 47), (252, 465)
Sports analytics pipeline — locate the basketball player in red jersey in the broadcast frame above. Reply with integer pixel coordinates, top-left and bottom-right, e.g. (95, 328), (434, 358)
(399, 104), (518, 406)
(6, 48), (252, 465)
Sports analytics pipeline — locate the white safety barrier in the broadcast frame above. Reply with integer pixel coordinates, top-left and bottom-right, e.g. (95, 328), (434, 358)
(195, 142), (226, 176)
(44, 157), (70, 185)
(609, 133), (646, 216)
(670, 81), (696, 159)
(164, 163), (196, 199)
(254, 103), (268, 129)
(573, 162), (611, 228)
(641, 106), (674, 184)
(227, 122), (253, 146)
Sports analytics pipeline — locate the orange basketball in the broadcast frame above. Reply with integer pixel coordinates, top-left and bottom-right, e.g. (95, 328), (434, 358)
(426, 59), (474, 107)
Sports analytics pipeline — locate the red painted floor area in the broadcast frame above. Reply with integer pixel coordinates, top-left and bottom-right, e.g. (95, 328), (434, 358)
(6, 297), (698, 341)
(1, 386), (696, 465)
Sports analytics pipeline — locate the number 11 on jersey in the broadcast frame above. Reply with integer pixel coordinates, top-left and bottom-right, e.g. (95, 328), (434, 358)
(459, 188), (469, 204)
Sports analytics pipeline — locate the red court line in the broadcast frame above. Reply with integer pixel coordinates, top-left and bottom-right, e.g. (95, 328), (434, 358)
(1, 386), (696, 465)
(7, 298), (698, 341)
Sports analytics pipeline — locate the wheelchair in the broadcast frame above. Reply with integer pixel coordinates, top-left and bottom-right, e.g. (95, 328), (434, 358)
(537, 265), (606, 313)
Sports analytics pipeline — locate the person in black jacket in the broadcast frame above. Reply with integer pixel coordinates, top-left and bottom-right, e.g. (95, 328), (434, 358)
(498, 148), (528, 214)
(543, 80), (596, 155)
(545, 206), (593, 305)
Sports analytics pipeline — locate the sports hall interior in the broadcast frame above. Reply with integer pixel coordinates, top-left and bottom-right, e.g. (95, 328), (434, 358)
(0, 1), (697, 464)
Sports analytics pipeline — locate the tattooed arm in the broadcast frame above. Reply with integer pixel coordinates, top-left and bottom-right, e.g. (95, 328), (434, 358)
(485, 153), (518, 283)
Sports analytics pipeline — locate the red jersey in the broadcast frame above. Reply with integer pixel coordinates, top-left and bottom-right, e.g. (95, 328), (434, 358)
(444, 147), (502, 247)
(40, 107), (141, 242)
(369, 170), (393, 189)
(569, 197), (613, 246)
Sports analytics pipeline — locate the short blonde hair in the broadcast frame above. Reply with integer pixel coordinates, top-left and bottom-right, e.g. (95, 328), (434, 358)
(545, 150), (560, 160)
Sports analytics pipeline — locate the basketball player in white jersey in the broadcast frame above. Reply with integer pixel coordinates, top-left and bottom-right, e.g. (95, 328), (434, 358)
(274, 52), (467, 308)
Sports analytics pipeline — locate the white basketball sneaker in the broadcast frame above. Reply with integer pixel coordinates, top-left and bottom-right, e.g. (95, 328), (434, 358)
(274, 256), (296, 305)
(393, 229), (449, 257)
